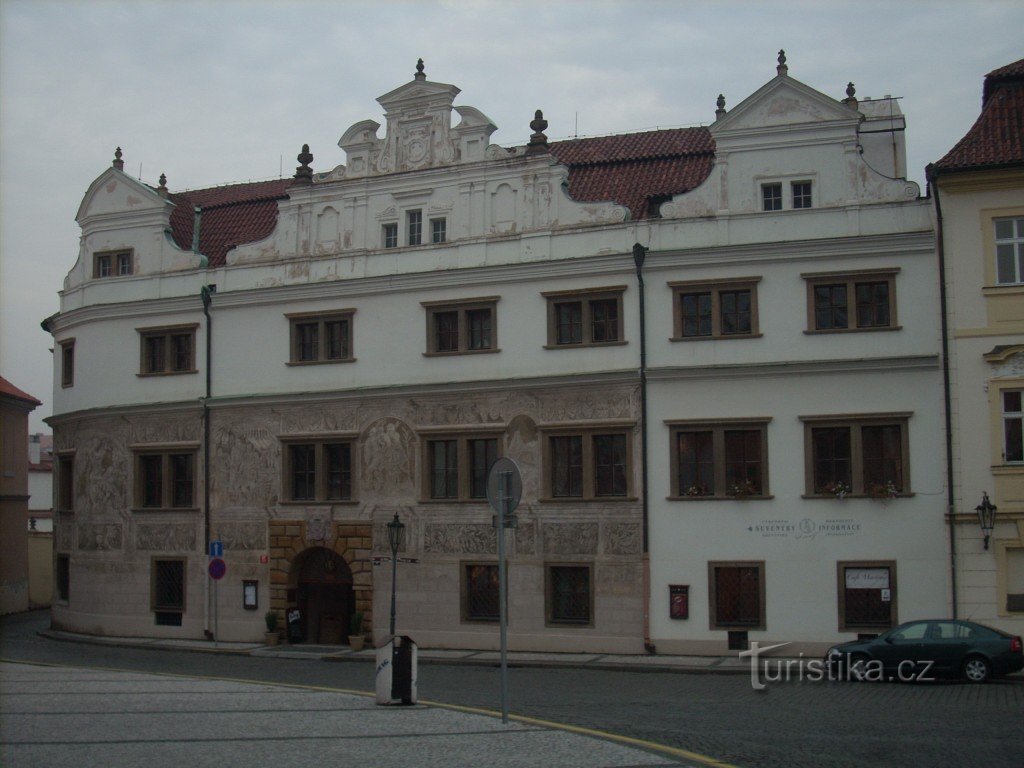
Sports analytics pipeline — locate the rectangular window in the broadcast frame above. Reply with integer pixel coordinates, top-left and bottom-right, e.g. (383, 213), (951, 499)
(995, 217), (1024, 285)
(463, 562), (500, 622)
(803, 270), (899, 332)
(709, 562), (765, 630)
(1004, 389), (1024, 463)
(792, 181), (813, 209)
(762, 183), (782, 211)
(93, 249), (133, 278)
(543, 287), (625, 348)
(383, 223), (398, 249)
(57, 455), (74, 511)
(138, 325), (198, 375)
(422, 433), (500, 501)
(544, 426), (632, 500)
(56, 554), (70, 603)
(283, 439), (356, 503)
(669, 421), (769, 498)
(838, 562), (896, 630)
(546, 564), (593, 626)
(135, 449), (197, 509)
(671, 279), (760, 340)
(431, 218), (447, 244)
(423, 298), (499, 355)
(803, 414), (910, 497)
(407, 210), (422, 246)
(152, 558), (185, 626)
(287, 311), (354, 364)
(60, 339), (75, 388)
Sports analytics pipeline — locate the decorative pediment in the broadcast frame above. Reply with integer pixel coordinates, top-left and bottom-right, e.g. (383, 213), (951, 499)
(712, 74), (860, 139)
(336, 61), (497, 179)
(76, 165), (170, 224)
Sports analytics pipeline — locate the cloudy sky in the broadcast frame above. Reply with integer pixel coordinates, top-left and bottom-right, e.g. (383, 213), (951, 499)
(1, 0), (1021, 432)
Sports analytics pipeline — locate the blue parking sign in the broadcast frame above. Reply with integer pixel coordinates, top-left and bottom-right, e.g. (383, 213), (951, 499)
(209, 540), (223, 558)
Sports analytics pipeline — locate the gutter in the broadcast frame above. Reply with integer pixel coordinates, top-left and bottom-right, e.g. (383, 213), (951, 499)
(632, 243), (654, 654)
(201, 284), (214, 638)
(926, 163), (958, 619)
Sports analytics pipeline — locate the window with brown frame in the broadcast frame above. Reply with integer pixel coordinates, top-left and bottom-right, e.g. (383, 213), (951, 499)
(1003, 389), (1023, 464)
(668, 420), (770, 498)
(138, 325), (197, 375)
(93, 249), (133, 278)
(838, 562), (897, 631)
(287, 311), (355, 365)
(152, 557), (185, 626)
(57, 454), (74, 512)
(134, 448), (197, 510)
(422, 433), (500, 501)
(545, 563), (593, 626)
(422, 298), (499, 355)
(60, 339), (75, 388)
(542, 287), (626, 348)
(462, 562), (500, 622)
(803, 270), (899, 332)
(709, 561), (765, 630)
(670, 279), (761, 340)
(283, 439), (355, 503)
(543, 426), (631, 500)
(802, 414), (911, 497)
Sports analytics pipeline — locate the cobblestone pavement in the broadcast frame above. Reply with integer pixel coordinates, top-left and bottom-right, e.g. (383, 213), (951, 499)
(3, 612), (1022, 767)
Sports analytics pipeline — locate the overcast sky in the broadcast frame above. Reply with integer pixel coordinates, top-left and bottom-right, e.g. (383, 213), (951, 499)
(1, 0), (1022, 433)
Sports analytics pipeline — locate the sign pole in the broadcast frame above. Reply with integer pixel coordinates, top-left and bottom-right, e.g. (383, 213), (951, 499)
(498, 469), (510, 724)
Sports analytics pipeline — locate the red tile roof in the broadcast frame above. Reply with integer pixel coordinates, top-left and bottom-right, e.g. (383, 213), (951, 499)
(0, 376), (41, 406)
(934, 58), (1024, 172)
(550, 128), (715, 219)
(168, 180), (292, 267)
(165, 127), (716, 261)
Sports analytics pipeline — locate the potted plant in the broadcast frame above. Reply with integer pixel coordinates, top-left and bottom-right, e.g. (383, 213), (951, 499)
(264, 610), (280, 646)
(348, 611), (365, 651)
(822, 480), (850, 499)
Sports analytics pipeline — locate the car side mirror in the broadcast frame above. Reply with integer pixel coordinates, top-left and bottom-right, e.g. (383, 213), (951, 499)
(884, 636), (895, 644)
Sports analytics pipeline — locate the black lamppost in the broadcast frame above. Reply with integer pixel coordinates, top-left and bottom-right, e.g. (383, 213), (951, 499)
(386, 512), (405, 636)
(975, 492), (997, 551)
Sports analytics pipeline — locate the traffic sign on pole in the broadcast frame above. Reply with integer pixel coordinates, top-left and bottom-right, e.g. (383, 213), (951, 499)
(208, 557), (226, 580)
(209, 540), (223, 558)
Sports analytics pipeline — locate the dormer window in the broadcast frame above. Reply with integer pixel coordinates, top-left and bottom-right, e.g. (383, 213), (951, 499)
(94, 249), (133, 278)
(761, 179), (814, 212)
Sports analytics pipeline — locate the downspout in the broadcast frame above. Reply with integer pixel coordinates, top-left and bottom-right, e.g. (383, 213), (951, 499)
(201, 284), (213, 638)
(632, 243), (654, 653)
(927, 164), (958, 619)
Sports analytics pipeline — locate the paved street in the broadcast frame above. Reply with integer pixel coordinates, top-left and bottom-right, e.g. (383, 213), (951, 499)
(2, 611), (1022, 767)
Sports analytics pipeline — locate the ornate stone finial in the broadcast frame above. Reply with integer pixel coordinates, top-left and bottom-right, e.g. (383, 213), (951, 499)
(415, 58), (426, 81)
(715, 93), (727, 119)
(777, 49), (788, 76)
(843, 81), (858, 109)
(157, 172), (168, 198)
(526, 109), (549, 154)
(293, 143), (314, 185)
(113, 146), (124, 171)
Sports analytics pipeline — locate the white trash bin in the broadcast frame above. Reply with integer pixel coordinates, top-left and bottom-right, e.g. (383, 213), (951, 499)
(375, 635), (416, 705)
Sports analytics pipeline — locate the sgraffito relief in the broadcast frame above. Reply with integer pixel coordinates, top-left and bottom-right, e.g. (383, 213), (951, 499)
(604, 523), (641, 555)
(506, 415), (539, 499)
(129, 413), (199, 444)
(211, 416), (277, 507)
(216, 521), (267, 551)
(57, 518), (73, 551)
(136, 523), (196, 551)
(76, 424), (130, 519)
(514, 521), (536, 556)
(361, 417), (416, 496)
(424, 523), (497, 554)
(543, 522), (599, 555)
(306, 515), (331, 544)
(78, 523), (123, 551)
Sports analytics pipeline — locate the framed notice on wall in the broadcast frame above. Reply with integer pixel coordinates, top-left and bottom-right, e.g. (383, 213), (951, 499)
(669, 585), (689, 620)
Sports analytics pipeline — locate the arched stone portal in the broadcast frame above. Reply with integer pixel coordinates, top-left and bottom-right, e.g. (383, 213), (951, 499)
(268, 520), (373, 644)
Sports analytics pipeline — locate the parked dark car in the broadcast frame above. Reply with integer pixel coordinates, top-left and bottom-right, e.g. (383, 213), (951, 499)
(826, 619), (1023, 683)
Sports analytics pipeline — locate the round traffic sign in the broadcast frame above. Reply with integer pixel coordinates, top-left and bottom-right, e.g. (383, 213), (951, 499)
(208, 557), (226, 580)
(486, 457), (522, 514)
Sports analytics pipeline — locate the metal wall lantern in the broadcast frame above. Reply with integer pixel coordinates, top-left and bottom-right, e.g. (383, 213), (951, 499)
(975, 492), (997, 550)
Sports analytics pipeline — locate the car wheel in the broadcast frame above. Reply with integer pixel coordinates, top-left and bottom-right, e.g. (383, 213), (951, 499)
(847, 652), (871, 682)
(962, 655), (991, 683)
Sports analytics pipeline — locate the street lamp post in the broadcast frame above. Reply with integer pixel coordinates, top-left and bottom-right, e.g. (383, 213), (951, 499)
(387, 512), (405, 636)
(975, 493), (997, 551)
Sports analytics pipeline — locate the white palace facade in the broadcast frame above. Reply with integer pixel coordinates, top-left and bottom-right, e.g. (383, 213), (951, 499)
(46, 55), (948, 655)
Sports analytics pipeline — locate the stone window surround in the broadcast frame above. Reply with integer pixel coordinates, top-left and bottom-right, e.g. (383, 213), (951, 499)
(538, 420), (636, 502)
(460, 560), (502, 624)
(544, 561), (594, 628)
(756, 173), (817, 212)
(666, 418), (772, 499)
(279, 433), (360, 505)
(285, 309), (356, 366)
(836, 560), (898, 632)
(93, 248), (134, 279)
(417, 425), (504, 503)
(421, 296), (500, 356)
(669, 277), (762, 341)
(137, 323), (199, 376)
(542, 286), (627, 349)
(802, 268), (901, 333)
(56, 451), (75, 513)
(708, 560), (766, 631)
(131, 442), (200, 512)
(800, 412), (912, 498)
(59, 338), (75, 388)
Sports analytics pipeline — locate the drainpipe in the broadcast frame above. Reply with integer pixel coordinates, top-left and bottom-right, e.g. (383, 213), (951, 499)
(632, 243), (654, 653)
(926, 164), (958, 619)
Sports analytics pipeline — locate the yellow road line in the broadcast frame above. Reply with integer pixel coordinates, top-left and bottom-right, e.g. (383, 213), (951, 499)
(1, 658), (739, 767)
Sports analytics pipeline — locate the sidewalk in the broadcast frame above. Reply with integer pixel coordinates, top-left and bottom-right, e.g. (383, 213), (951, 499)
(39, 627), (753, 674)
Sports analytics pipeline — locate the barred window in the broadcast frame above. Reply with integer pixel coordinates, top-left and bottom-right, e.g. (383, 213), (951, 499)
(152, 558), (185, 626)
(709, 562), (764, 629)
(839, 563), (896, 630)
(463, 563), (499, 622)
(546, 564), (592, 626)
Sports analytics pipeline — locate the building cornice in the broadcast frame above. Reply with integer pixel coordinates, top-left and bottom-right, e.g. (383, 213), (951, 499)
(647, 354), (939, 381)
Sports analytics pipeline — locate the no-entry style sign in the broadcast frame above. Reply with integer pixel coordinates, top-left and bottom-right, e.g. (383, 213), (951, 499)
(208, 557), (226, 580)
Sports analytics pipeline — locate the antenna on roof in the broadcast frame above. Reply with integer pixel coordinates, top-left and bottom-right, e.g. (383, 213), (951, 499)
(279, 155), (283, 179)
(575, 112), (578, 138)
(139, 162), (143, 179)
